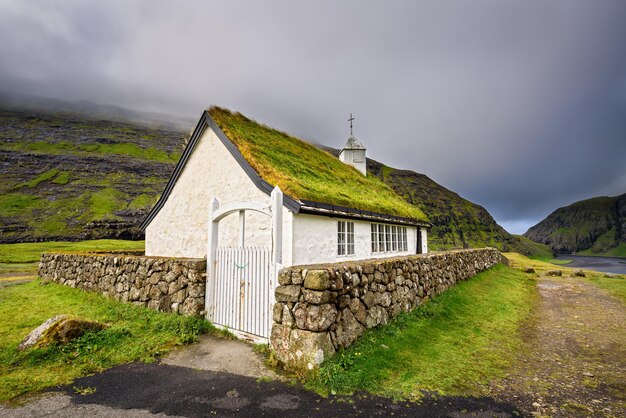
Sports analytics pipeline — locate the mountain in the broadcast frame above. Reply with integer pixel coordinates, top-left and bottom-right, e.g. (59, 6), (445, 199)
(366, 160), (550, 256)
(0, 103), (549, 257)
(320, 146), (550, 256)
(0, 91), (195, 132)
(0, 107), (188, 243)
(524, 194), (626, 257)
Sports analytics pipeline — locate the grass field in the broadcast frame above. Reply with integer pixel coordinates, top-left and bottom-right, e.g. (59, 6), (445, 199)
(0, 279), (216, 403)
(506, 252), (626, 304)
(578, 243), (626, 259)
(0, 240), (145, 277)
(305, 264), (538, 398)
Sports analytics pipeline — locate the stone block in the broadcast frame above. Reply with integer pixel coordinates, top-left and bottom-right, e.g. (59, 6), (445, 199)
(278, 269), (292, 285)
(334, 308), (364, 349)
(304, 270), (331, 290)
(293, 303), (337, 332)
(270, 325), (335, 371)
(275, 285), (302, 302)
(362, 291), (376, 308)
(303, 289), (332, 304)
(273, 302), (284, 323)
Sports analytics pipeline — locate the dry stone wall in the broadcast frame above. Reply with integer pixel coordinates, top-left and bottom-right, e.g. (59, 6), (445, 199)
(39, 253), (206, 316)
(270, 248), (504, 370)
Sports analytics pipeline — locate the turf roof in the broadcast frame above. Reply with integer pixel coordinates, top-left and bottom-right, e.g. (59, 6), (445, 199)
(208, 107), (427, 222)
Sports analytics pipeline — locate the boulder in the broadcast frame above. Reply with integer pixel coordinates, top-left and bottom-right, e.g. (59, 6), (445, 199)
(571, 269), (586, 277)
(18, 315), (109, 351)
(523, 267), (535, 274)
(546, 270), (562, 277)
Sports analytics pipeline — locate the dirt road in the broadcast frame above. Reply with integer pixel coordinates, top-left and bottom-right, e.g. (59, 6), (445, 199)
(491, 275), (626, 417)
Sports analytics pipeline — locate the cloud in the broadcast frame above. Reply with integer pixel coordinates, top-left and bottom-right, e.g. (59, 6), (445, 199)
(1, 0), (624, 233)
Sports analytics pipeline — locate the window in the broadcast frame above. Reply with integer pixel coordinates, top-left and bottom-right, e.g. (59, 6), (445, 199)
(371, 224), (378, 252)
(338, 221), (355, 255)
(371, 223), (409, 253)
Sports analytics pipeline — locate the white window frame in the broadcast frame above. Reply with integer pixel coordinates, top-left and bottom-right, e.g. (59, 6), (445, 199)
(338, 220), (355, 256)
(371, 223), (409, 254)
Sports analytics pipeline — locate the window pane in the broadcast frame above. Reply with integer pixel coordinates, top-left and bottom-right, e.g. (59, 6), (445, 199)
(392, 226), (397, 251)
(347, 222), (355, 255)
(371, 224), (377, 252)
(378, 224), (385, 252)
(402, 227), (407, 251)
(338, 221), (345, 255)
(385, 225), (391, 251)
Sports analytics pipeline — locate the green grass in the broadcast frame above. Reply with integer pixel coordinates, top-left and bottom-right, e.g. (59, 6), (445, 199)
(129, 193), (156, 210)
(0, 239), (145, 264)
(0, 280), (214, 402)
(209, 107), (427, 222)
(86, 187), (125, 219)
(2, 140), (179, 163)
(530, 256), (572, 265)
(52, 171), (70, 185)
(0, 193), (40, 217)
(304, 264), (537, 397)
(579, 243), (626, 259)
(13, 169), (60, 189)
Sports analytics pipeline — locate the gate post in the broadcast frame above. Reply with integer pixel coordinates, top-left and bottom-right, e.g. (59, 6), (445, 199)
(270, 187), (283, 309)
(205, 197), (219, 321)
(271, 186), (283, 265)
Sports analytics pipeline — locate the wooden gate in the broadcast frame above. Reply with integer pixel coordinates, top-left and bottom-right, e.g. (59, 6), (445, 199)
(205, 187), (283, 342)
(213, 246), (272, 338)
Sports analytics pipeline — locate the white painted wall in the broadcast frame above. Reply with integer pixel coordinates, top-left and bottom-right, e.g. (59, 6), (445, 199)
(146, 126), (283, 258)
(338, 148), (367, 175)
(291, 214), (417, 266)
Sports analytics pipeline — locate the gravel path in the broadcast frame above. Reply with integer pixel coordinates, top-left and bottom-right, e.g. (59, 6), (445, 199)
(490, 275), (626, 417)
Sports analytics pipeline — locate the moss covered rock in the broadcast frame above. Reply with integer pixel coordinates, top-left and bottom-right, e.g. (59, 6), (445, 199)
(18, 315), (109, 350)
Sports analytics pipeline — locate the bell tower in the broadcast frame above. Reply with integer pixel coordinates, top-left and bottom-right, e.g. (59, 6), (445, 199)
(338, 113), (367, 175)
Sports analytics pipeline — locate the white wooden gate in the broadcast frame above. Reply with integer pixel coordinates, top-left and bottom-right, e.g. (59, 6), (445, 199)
(213, 246), (272, 338)
(205, 187), (283, 342)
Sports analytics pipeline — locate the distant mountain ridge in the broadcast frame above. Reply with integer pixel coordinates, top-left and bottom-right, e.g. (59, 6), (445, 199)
(0, 91), (195, 132)
(524, 194), (626, 257)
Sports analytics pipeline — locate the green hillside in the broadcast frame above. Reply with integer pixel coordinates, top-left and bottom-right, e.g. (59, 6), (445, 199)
(0, 108), (186, 243)
(366, 159), (550, 256)
(524, 194), (626, 256)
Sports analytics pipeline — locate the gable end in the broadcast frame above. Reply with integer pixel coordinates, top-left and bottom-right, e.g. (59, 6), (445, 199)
(140, 111), (302, 230)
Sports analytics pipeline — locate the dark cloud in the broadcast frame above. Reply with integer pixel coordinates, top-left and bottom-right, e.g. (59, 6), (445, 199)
(1, 0), (625, 234)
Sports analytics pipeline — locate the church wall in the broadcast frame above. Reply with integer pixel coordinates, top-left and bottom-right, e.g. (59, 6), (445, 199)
(290, 214), (417, 266)
(145, 127), (282, 258)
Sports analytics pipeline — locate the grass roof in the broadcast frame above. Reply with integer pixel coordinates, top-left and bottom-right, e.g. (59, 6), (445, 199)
(208, 107), (427, 222)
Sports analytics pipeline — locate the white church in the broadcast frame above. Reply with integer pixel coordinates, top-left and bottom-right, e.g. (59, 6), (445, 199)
(141, 107), (430, 339)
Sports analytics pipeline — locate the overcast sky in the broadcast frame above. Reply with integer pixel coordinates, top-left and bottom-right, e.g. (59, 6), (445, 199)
(1, 0), (625, 234)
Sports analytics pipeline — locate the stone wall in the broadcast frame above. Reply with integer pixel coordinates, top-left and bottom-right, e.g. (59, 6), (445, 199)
(39, 253), (206, 316)
(270, 248), (504, 370)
